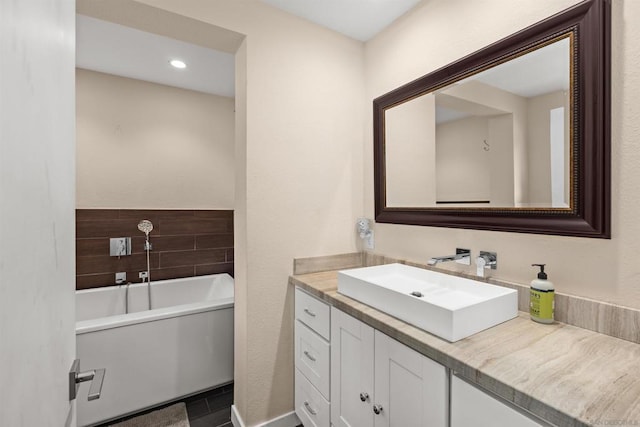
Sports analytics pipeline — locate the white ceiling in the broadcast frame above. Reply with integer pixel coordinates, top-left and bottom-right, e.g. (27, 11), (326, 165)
(77, 2), (425, 96)
(434, 38), (569, 124)
(76, 15), (235, 97)
(465, 37), (570, 98)
(80, 0), (567, 102)
(261, 0), (422, 41)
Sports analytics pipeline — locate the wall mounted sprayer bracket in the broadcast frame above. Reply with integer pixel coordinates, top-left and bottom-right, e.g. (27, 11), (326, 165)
(356, 217), (375, 250)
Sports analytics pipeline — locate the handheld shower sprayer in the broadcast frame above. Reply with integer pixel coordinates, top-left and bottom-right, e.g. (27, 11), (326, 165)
(137, 219), (153, 310)
(138, 220), (153, 250)
(138, 219), (153, 236)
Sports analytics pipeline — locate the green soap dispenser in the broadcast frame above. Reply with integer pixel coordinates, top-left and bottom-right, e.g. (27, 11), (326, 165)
(530, 264), (554, 324)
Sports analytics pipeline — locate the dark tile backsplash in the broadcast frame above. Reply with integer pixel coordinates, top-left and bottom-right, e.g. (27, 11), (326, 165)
(76, 209), (234, 290)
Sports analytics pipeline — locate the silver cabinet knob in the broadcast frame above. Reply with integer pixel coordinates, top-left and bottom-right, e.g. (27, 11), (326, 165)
(373, 404), (383, 415)
(360, 392), (369, 402)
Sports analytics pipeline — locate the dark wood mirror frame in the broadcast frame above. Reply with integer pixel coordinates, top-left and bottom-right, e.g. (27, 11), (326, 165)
(373, 0), (610, 238)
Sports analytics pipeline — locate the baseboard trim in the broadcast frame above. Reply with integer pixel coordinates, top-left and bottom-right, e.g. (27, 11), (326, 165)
(258, 410), (300, 427)
(231, 405), (244, 427)
(231, 405), (300, 427)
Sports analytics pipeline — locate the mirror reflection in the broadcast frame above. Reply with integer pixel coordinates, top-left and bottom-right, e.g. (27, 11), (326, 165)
(385, 36), (571, 209)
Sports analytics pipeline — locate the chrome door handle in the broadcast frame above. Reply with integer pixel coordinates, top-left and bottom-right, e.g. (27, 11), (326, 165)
(304, 401), (317, 415)
(373, 404), (383, 415)
(69, 359), (106, 401)
(303, 350), (316, 362)
(360, 392), (369, 402)
(87, 368), (106, 401)
(303, 308), (316, 317)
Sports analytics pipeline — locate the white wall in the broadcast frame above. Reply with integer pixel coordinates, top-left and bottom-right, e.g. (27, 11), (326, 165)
(1, 1), (76, 425)
(488, 114), (516, 206)
(365, 0), (640, 309)
(526, 90), (569, 206)
(386, 94), (436, 206)
(436, 116), (490, 203)
(233, 39), (249, 424)
(441, 80), (529, 204)
(76, 69), (235, 209)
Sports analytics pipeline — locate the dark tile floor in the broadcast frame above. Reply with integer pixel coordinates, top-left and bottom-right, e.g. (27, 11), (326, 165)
(95, 383), (233, 427)
(185, 383), (233, 427)
(186, 385), (302, 427)
(96, 382), (303, 427)
(185, 383), (302, 427)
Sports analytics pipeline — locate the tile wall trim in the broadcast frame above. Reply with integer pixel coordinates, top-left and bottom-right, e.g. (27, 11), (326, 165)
(76, 209), (233, 289)
(292, 251), (640, 345)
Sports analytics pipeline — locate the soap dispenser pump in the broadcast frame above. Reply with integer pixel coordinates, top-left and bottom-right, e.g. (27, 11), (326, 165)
(530, 264), (554, 324)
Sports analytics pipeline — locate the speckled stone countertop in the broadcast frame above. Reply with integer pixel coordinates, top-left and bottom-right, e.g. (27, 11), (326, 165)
(290, 270), (640, 427)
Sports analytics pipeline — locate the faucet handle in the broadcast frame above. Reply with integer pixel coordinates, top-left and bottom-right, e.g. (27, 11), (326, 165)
(480, 251), (497, 267)
(476, 251), (497, 277)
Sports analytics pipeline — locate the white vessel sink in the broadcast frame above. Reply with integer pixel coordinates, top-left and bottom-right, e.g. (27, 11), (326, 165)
(337, 263), (518, 342)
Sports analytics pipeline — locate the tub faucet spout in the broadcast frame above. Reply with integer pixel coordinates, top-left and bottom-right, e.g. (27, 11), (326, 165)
(428, 248), (471, 266)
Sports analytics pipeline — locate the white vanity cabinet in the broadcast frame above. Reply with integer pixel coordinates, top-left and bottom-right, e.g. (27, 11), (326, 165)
(331, 307), (448, 427)
(295, 284), (558, 427)
(451, 375), (548, 427)
(295, 288), (332, 427)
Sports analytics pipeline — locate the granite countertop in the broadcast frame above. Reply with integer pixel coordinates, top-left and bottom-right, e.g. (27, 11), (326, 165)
(290, 270), (640, 427)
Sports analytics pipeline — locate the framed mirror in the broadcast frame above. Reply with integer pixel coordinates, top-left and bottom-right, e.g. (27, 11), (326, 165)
(373, 0), (610, 238)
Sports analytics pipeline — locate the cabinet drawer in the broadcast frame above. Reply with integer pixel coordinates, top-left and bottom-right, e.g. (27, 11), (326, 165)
(295, 320), (330, 400)
(295, 288), (330, 340)
(296, 368), (330, 427)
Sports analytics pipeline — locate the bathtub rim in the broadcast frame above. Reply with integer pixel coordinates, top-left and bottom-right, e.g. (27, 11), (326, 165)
(76, 273), (234, 297)
(76, 273), (234, 334)
(76, 298), (234, 335)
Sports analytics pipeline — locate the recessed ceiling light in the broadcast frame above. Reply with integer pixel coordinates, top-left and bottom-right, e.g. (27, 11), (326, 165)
(169, 59), (187, 69)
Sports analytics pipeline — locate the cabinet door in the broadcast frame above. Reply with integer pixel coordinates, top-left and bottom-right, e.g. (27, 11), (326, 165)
(451, 375), (546, 427)
(373, 331), (448, 427)
(331, 308), (374, 427)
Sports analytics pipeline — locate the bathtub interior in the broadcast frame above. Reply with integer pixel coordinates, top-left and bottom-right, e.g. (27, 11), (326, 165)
(151, 273), (234, 310)
(76, 273), (234, 322)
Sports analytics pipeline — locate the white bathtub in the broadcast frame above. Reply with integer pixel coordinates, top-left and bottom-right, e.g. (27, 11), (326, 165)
(76, 273), (234, 427)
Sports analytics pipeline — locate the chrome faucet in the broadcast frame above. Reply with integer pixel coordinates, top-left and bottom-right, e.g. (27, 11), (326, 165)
(428, 248), (471, 266)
